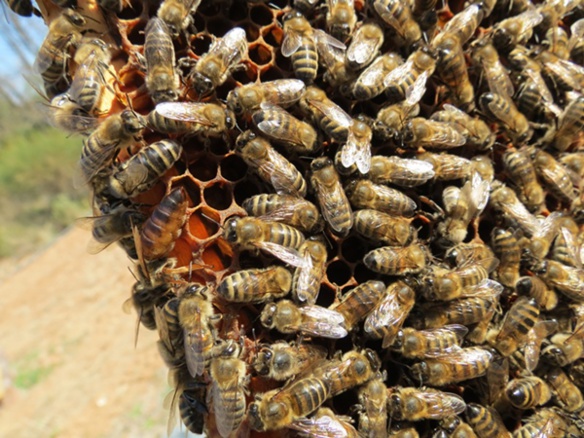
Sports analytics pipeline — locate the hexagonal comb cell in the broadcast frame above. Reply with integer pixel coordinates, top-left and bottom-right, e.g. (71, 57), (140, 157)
(29, 0), (584, 434)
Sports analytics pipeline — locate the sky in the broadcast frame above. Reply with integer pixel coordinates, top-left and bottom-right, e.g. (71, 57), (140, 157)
(0, 9), (48, 101)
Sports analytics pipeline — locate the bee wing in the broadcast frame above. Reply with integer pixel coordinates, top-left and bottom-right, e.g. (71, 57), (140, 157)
(312, 175), (352, 234)
(442, 103), (468, 119)
(347, 35), (378, 65)
(210, 376), (239, 438)
(163, 387), (181, 438)
(281, 30), (303, 57)
(559, 226), (582, 268)
(308, 99), (353, 129)
(418, 391), (466, 418)
(487, 356), (508, 404)
(76, 216), (118, 254)
(383, 59), (413, 87)
(373, 0), (404, 36)
(341, 132), (371, 174)
(297, 306), (348, 338)
(184, 311), (206, 377)
(68, 51), (103, 102)
(525, 319), (558, 372)
(268, 79), (307, 106)
(523, 70), (561, 116)
(213, 27), (247, 67)
(405, 70), (430, 106)
(365, 293), (407, 338)
(545, 59), (584, 90)
(420, 324), (469, 357)
(517, 9), (544, 35)
(443, 4), (480, 38)
(483, 61), (515, 100)
(431, 347), (492, 366)
(459, 279), (504, 298)
(389, 157), (436, 184)
(154, 305), (172, 351)
(314, 29), (347, 50)
(289, 415), (349, 438)
(155, 102), (215, 126)
(466, 171), (491, 216)
(533, 211), (562, 241)
(296, 253), (316, 302)
(248, 146), (305, 197)
(570, 19), (584, 49)
(255, 241), (308, 268)
(34, 34), (73, 74)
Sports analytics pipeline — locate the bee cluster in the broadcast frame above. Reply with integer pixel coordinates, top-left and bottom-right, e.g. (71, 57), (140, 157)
(10, 0), (584, 434)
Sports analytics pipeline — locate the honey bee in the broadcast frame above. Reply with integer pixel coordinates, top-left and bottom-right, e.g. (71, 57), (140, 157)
(345, 179), (417, 217)
(140, 187), (189, 260)
(79, 109), (144, 183)
(190, 27), (247, 95)
(430, 105), (495, 151)
(487, 296), (539, 358)
(489, 183), (540, 237)
(325, 0), (356, 42)
(433, 33), (475, 110)
(384, 50), (436, 104)
(292, 240), (327, 305)
(441, 3), (484, 46)
(491, 228), (521, 288)
(403, 117), (467, 150)
(340, 119), (372, 174)
(281, 10), (345, 84)
(235, 130), (307, 198)
(353, 209), (415, 246)
(208, 340), (248, 438)
(154, 297), (183, 366)
(422, 280), (503, 328)
(515, 319), (558, 372)
(368, 156), (435, 188)
(513, 408), (569, 438)
(318, 349), (380, 397)
(372, 0), (421, 45)
(330, 280), (386, 331)
(252, 103), (318, 154)
(445, 242), (498, 273)
(412, 347), (492, 386)
(217, 266), (292, 303)
(49, 94), (97, 135)
(35, 9), (86, 94)
(102, 139), (182, 200)
(226, 79), (306, 115)
(260, 299), (348, 338)
(505, 376), (552, 409)
(552, 93), (584, 151)
(157, 0), (201, 38)
(148, 102), (235, 136)
(310, 157), (353, 236)
(345, 52), (403, 100)
(242, 194), (323, 234)
(365, 281), (416, 347)
(543, 329), (584, 366)
(143, 18), (179, 104)
(388, 387), (467, 421)
(418, 152), (471, 181)
(364, 243), (428, 276)
(465, 403), (510, 438)
(357, 377), (388, 437)
(299, 85), (353, 143)
(68, 38), (113, 116)
(426, 260), (493, 302)
(224, 217), (306, 266)
(551, 223), (583, 268)
(546, 367), (584, 412)
(247, 376), (329, 431)
(532, 260), (584, 303)
(502, 147), (544, 211)
(508, 46), (561, 118)
(391, 325), (468, 359)
(532, 149), (577, 203)
(252, 341), (327, 381)
(437, 172), (490, 244)
(83, 208), (146, 254)
(492, 9), (543, 52)
(346, 23), (384, 71)
(374, 98), (421, 141)
(515, 277), (558, 310)
(290, 407), (359, 437)
(178, 284), (217, 376)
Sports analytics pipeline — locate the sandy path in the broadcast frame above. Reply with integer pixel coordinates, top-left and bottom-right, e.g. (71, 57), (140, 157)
(0, 227), (171, 438)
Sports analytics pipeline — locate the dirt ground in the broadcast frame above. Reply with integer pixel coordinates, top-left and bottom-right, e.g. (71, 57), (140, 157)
(0, 227), (173, 438)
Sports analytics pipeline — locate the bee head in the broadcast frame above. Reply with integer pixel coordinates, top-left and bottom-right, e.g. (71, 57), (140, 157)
(224, 217), (240, 243)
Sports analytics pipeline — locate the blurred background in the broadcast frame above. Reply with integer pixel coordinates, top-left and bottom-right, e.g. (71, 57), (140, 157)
(0, 13), (175, 437)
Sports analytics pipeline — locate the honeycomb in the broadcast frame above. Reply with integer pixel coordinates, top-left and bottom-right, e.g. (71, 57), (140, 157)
(14, 0), (584, 435)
